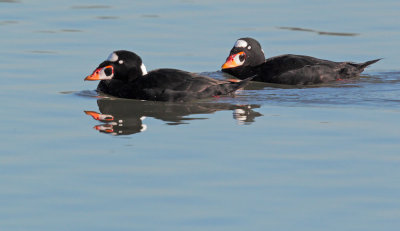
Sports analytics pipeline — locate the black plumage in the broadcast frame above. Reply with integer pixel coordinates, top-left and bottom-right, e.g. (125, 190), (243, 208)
(85, 50), (252, 101)
(222, 37), (380, 85)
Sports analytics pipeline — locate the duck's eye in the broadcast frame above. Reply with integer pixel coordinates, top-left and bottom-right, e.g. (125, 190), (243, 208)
(104, 67), (113, 76)
(239, 53), (246, 62)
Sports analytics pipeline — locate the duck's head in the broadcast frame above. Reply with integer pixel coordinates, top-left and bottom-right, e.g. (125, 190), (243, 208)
(85, 50), (148, 82)
(221, 38), (265, 70)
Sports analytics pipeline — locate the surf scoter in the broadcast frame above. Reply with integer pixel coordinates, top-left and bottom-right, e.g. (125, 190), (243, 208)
(85, 50), (252, 101)
(221, 37), (380, 85)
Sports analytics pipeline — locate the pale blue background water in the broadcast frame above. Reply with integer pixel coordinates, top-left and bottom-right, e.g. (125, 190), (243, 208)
(1, 0), (400, 230)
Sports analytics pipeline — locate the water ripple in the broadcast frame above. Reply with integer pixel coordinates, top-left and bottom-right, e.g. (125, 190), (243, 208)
(70, 5), (111, 9)
(0, 20), (18, 25)
(277, 26), (359, 36)
(0, 0), (20, 3)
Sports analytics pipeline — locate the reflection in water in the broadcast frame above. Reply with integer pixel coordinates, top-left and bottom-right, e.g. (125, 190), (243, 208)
(84, 98), (262, 136)
(277, 26), (359, 36)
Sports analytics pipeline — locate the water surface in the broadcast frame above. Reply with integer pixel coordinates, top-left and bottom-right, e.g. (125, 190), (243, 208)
(1, 0), (400, 231)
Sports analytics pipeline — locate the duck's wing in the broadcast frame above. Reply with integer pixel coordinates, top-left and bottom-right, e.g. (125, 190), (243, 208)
(138, 69), (251, 101)
(259, 55), (380, 85)
(258, 54), (339, 84)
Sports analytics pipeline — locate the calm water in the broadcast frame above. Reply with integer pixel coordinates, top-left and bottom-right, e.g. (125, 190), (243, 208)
(1, 0), (400, 230)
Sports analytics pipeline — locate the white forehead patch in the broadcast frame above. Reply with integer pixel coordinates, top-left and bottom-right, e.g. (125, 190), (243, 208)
(234, 39), (248, 48)
(140, 63), (148, 75)
(107, 52), (118, 62)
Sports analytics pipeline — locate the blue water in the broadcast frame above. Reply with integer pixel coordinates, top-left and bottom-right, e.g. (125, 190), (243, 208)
(1, 0), (400, 230)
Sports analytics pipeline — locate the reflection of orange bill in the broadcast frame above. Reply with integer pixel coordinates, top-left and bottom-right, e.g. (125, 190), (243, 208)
(84, 111), (114, 121)
(94, 124), (114, 133)
(227, 78), (241, 83)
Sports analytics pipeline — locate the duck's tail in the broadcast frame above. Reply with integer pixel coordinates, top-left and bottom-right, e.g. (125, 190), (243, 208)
(199, 76), (254, 99)
(227, 76), (254, 93)
(358, 58), (381, 70)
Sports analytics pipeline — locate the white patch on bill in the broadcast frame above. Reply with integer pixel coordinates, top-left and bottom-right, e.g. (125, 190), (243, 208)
(234, 39), (248, 48)
(107, 52), (118, 62)
(98, 67), (113, 80)
(140, 63), (148, 75)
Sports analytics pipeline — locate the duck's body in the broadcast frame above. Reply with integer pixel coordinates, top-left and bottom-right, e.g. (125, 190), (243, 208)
(97, 68), (250, 101)
(222, 38), (380, 85)
(85, 50), (251, 101)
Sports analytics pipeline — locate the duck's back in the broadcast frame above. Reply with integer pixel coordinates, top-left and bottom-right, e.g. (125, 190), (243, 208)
(256, 55), (339, 84)
(257, 54), (377, 85)
(135, 69), (250, 101)
(140, 69), (223, 92)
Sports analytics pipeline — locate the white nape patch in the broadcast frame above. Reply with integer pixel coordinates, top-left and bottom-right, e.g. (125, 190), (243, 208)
(140, 63), (148, 75)
(234, 39), (248, 48)
(107, 52), (119, 62)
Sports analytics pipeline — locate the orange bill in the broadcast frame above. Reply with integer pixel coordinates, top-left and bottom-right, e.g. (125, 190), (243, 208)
(84, 68), (101, 81)
(94, 124), (114, 133)
(221, 52), (245, 69)
(84, 65), (113, 81)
